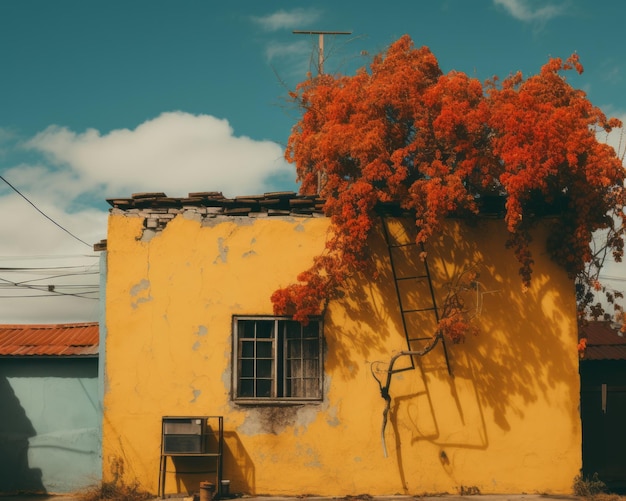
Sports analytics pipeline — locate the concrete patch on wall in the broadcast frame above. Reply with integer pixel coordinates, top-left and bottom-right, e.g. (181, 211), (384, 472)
(189, 388), (201, 403)
(237, 399), (329, 437)
(130, 279), (150, 296)
(237, 406), (304, 435)
(213, 237), (229, 264)
(196, 325), (208, 337)
(130, 279), (152, 308)
(325, 405), (341, 427)
(201, 215), (256, 228)
(139, 229), (158, 242)
(299, 444), (322, 468)
(183, 211), (203, 223)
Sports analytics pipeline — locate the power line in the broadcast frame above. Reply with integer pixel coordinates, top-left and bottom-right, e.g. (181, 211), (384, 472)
(0, 254), (98, 260)
(0, 293), (98, 300)
(0, 277), (99, 299)
(0, 174), (92, 248)
(0, 265), (97, 272)
(11, 271), (99, 285)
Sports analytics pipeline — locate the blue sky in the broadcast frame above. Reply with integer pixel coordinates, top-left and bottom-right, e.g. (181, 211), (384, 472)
(0, 0), (624, 322)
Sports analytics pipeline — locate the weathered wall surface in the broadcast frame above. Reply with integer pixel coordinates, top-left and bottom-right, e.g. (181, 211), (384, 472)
(0, 358), (100, 493)
(103, 211), (581, 496)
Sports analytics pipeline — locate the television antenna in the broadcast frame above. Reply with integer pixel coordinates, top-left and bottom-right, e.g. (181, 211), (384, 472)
(292, 30), (352, 75)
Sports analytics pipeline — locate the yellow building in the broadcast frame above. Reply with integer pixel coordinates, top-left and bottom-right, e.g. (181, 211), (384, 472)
(102, 192), (581, 497)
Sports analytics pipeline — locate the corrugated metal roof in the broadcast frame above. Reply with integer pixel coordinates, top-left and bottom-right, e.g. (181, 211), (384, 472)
(0, 322), (99, 357)
(580, 321), (626, 361)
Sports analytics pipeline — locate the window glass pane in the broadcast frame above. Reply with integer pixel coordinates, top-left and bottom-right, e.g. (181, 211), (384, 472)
(239, 379), (254, 397)
(256, 379), (272, 397)
(240, 340), (255, 358)
(286, 378), (303, 397)
(302, 322), (318, 338)
(240, 320), (256, 339)
(286, 339), (302, 357)
(287, 360), (302, 378)
(285, 322), (302, 339)
(302, 378), (318, 397)
(303, 359), (318, 373)
(256, 340), (273, 358)
(256, 359), (273, 378)
(240, 359), (254, 378)
(256, 320), (274, 338)
(303, 339), (319, 358)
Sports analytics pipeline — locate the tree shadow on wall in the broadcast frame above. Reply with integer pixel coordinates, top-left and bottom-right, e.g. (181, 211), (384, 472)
(0, 370), (45, 494)
(325, 217), (579, 489)
(429, 219), (578, 432)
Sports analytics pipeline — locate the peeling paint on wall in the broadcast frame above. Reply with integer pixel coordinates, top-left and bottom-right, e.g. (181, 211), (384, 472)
(130, 279), (150, 296)
(130, 279), (152, 308)
(214, 237), (229, 264)
(190, 388), (201, 403)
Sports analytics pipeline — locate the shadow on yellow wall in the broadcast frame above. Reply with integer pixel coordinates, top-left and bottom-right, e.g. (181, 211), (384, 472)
(324, 217), (578, 492)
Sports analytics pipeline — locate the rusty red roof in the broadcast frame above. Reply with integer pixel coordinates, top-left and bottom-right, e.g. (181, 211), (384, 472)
(580, 321), (626, 361)
(0, 322), (99, 357)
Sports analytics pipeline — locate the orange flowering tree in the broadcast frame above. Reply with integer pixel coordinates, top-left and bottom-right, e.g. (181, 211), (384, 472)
(271, 35), (625, 340)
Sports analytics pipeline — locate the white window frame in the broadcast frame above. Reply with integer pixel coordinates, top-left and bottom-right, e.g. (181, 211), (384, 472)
(232, 316), (323, 404)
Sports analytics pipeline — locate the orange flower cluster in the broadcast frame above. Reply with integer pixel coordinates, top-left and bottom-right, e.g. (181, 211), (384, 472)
(273, 35), (626, 340)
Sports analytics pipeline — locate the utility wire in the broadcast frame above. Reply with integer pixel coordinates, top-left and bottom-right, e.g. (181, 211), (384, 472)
(0, 254), (98, 260)
(11, 271), (99, 285)
(0, 277), (99, 299)
(0, 174), (92, 248)
(0, 293), (98, 299)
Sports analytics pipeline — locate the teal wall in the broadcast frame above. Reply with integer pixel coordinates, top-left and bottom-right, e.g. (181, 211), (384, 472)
(0, 357), (100, 493)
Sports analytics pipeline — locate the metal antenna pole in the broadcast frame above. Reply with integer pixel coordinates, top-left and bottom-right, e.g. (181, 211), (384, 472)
(292, 30), (352, 75)
(292, 30), (352, 194)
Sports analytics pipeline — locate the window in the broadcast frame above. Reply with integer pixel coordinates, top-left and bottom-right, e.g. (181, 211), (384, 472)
(233, 316), (323, 402)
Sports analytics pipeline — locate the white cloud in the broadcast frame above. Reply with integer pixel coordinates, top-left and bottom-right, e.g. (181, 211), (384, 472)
(251, 8), (321, 32)
(0, 112), (298, 322)
(26, 111), (296, 199)
(493, 0), (565, 23)
(266, 39), (311, 63)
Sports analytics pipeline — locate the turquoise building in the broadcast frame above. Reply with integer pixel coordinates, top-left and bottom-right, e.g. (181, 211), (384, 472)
(0, 323), (100, 494)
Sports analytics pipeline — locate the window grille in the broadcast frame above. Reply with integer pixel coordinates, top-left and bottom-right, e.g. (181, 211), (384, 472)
(233, 317), (322, 402)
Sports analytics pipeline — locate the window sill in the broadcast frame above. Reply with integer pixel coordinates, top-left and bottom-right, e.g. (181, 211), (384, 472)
(233, 398), (322, 406)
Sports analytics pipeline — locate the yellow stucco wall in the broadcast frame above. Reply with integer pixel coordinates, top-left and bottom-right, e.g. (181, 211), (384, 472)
(103, 211), (581, 496)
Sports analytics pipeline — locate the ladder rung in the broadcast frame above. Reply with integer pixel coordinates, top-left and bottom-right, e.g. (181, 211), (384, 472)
(408, 336), (436, 342)
(388, 242), (418, 249)
(396, 275), (428, 281)
(401, 307), (438, 314)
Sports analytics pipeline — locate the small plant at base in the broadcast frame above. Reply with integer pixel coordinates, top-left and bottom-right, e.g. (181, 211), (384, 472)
(458, 485), (481, 496)
(573, 473), (607, 498)
(78, 480), (153, 501)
